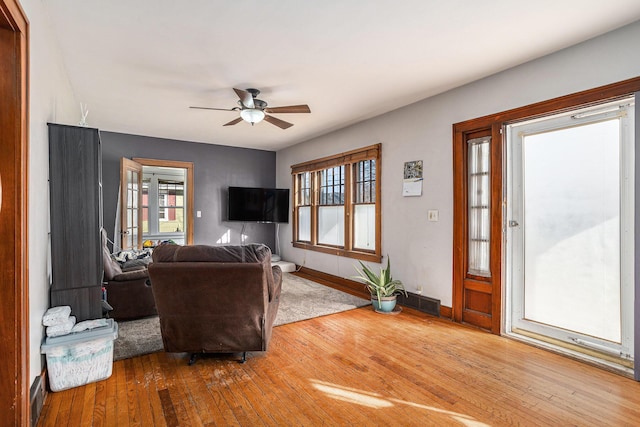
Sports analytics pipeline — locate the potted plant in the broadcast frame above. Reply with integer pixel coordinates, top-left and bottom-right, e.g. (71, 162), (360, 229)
(353, 257), (407, 312)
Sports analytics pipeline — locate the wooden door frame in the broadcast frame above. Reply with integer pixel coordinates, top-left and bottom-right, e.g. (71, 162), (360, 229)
(0, 0), (29, 424)
(452, 123), (503, 334)
(133, 158), (195, 245)
(453, 76), (640, 337)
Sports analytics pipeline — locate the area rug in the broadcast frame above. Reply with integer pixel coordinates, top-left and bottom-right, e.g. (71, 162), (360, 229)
(113, 272), (368, 360)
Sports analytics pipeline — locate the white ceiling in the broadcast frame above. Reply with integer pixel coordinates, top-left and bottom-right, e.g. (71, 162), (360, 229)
(43, 0), (640, 151)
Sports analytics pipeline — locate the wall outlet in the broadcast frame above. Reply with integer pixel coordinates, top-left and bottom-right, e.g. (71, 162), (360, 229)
(416, 285), (423, 294)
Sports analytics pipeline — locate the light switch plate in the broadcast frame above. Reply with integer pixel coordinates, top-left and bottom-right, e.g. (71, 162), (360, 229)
(428, 210), (439, 222)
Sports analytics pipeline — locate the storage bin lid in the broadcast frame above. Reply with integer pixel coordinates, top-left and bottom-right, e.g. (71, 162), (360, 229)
(41, 318), (118, 354)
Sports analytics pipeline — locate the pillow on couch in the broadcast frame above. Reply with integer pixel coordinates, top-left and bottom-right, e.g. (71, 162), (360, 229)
(113, 248), (153, 267)
(121, 257), (152, 270)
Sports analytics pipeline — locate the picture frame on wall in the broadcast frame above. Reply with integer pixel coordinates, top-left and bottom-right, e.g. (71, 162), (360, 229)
(403, 160), (423, 197)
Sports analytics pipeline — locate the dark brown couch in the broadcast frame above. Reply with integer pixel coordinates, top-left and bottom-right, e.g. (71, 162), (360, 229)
(148, 243), (282, 364)
(101, 229), (157, 320)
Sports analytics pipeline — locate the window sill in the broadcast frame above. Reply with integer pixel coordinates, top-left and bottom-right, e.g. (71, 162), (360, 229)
(293, 241), (381, 263)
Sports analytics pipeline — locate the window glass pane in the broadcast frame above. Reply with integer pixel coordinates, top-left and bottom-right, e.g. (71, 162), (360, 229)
(159, 208), (184, 232)
(468, 137), (491, 276)
(318, 206), (344, 246)
(319, 166), (344, 205)
(297, 172), (312, 206)
(354, 204), (375, 250)
(355, 160), (376, 204)
(298, 206), (311, 241)
(142, 179), (149, 233)
(127, 183), (134, 208)
(158, 180), (184, 207)
(142, 207), (149, 233)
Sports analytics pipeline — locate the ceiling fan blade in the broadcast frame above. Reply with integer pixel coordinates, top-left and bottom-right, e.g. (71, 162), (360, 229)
(190, 106), (237, 111)
(233, 88), (255, 109)
(264, 104), (311, 114)
(264, 115), (294, 129)
(223, 117), (243, 126)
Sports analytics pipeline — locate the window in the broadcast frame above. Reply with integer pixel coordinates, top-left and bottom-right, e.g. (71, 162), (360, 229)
(353, 159), (376, 251)
(291, 144), (381, 262)
(295, 172), (312, 242)
(318, 165), (345, 246)
(157, 179), (184, 232)
(142, 178), (150, 233)
(467, 136), (491, 276)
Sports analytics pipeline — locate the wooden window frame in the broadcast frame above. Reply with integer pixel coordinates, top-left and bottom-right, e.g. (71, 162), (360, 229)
(292, 144), (382, 262)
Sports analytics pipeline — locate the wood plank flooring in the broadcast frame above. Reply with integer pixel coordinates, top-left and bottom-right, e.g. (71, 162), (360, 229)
(37, 306), (640, 426)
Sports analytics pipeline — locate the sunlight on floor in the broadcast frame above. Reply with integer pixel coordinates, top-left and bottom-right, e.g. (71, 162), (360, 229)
(310, 379), (490, 427)
(311, 380), (393, 408)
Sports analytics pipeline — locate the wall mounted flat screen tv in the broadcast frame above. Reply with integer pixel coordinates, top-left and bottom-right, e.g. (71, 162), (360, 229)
(227, 186), (290, 223)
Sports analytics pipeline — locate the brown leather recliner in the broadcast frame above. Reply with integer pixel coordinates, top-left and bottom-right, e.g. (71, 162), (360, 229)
(148, 243), (282, 364)
(101, 229), (157, 320)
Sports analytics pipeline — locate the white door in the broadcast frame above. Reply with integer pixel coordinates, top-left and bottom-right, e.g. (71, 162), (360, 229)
(120, 158), (143, 250)
(506, 98), (635, 370)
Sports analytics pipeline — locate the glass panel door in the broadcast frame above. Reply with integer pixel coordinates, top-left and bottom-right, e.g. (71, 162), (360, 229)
(506, 99), (634, 368)
(120, 158), (143, 250)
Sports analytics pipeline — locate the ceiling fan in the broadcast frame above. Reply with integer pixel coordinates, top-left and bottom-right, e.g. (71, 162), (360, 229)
(190, 88), (311, 129)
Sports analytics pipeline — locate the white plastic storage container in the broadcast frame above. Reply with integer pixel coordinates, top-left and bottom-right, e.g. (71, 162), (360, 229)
(41, 319), (118, 392)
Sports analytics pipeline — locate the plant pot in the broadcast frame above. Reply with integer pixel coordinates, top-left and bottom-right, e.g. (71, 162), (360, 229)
(371, 295), (397, 312)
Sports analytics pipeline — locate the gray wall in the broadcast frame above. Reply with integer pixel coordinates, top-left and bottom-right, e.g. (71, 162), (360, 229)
(276, 19), (640, 306)
(23, 0), (81, 380)
(101, 131), (278, 251)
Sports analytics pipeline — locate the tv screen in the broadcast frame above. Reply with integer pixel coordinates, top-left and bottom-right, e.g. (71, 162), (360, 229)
(228, 187), (290, 223)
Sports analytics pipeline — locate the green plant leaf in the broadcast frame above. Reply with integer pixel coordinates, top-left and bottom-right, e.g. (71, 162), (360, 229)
(353, 256), (407, 298)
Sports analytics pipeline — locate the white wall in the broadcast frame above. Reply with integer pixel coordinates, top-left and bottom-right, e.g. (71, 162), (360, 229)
(21, 0), (78, 382)
(276, 20), (640, 307)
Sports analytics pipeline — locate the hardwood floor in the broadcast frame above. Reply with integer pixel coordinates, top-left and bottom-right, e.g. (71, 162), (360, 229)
(37, 306), (640, 426)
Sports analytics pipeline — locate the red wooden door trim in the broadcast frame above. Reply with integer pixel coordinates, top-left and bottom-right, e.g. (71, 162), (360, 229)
(0, 0), (29, 424)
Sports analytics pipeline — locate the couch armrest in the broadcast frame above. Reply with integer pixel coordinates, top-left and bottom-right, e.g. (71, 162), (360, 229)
(269, 265), (283, 302)
(121, 264), (147, 272)
(112, 268), (149, 281)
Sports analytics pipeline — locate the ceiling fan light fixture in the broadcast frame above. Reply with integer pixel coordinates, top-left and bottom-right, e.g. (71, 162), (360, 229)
(240, 108), (265, 125)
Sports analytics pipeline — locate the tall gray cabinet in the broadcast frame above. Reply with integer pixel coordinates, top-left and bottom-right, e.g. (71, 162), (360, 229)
(48, 123), (103, 321)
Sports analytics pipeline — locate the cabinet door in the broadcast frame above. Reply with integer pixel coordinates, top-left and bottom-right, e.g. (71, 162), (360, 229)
(49, 124), (103, 320)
